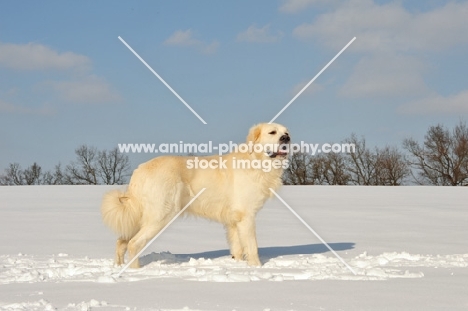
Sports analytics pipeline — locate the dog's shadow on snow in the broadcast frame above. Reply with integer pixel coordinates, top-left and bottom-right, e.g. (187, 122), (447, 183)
(139, 243), (355, 267)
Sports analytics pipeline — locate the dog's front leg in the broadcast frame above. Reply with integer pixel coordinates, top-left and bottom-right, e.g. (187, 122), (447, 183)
(237, 216), (261, 266)
(226, 224), (243, 260)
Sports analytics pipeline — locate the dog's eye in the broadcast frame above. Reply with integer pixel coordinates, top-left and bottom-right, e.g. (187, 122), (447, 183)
(269, 131), (277, 135)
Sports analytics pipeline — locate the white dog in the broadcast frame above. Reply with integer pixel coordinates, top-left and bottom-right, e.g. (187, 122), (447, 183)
(101, 123), (290, 268)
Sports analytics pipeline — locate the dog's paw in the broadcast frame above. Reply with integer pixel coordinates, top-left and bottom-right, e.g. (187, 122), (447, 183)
(247, 257), (262, 267)
(113, 262), (124, 268)
(231, 254), (243, 261)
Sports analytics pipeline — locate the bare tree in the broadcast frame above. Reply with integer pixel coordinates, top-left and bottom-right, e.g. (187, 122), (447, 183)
(403, 122), (468, 185)
(282, 137), (407, 186)
(65, 145), (99, 185)
(0, 163), (25, 185)
(97, 147), (131, 185)
(282, 152), (351, 185)
(282, 152), (316, 185)
(1, 162), (48, 185)
(65, 145), (131, 185)
(23, 162), (43, 185)
(344, 134), (378, 185)
(322, 152), (351, 185)
(1, 145), (131, 186)
(341, 135), (408, 185)
(375, 146), (409, 185)
(42, 163), (68, 185)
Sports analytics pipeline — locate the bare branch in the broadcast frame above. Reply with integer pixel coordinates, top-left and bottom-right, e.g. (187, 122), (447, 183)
(403, 121), (468, 186)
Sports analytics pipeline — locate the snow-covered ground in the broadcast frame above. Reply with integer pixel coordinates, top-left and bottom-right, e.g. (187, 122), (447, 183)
(0, 186), (467, 310)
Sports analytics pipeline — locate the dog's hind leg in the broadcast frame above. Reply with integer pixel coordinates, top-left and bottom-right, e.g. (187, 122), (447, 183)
(126, 184), (186, 268)
(115, 238), (128, 266)
(126, 223), (167, 269)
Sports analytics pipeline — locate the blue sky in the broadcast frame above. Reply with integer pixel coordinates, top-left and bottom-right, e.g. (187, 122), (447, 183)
(1, 0), (468, 171)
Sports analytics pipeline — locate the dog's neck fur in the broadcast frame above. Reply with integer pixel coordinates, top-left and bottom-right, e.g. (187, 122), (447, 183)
(247, 151), (285, 197)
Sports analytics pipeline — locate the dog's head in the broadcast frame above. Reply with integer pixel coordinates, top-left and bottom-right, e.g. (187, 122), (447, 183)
(246, 123), (290, 159)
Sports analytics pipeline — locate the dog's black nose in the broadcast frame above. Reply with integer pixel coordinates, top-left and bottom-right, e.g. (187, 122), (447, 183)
(280, 134), (290, 142)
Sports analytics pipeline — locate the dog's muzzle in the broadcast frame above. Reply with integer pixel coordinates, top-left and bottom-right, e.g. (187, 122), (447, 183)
(264, 133), (290, 158)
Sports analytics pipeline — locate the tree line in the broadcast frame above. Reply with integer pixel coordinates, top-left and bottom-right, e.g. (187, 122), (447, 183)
(1, 122), (467, 186)
(0, 145), (131, 185)
(283, 121), (468, 186)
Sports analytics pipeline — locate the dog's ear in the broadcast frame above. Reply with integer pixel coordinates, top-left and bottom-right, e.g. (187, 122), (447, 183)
(246, 124), (262, 144)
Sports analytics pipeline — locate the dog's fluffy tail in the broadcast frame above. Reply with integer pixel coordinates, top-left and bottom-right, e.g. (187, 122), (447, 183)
(101, 190), (141, 240)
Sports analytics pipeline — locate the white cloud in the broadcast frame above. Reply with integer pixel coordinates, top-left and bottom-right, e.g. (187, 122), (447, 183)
(164, 29), (199, 46)
(279, 0), (337, 13)
(339, 54), (428, 98)
(236, 24), (283, 43)
(398, 90), (468, 115)
(405, 2), (468, 51)
(0, 42), (90, 71)
(292, 0), (468, 52)
(0, 41), (121, 107)
(0, 99), (55, 115)
(43, 75), (121, 104)
(200, 42), (220, 55)
(164, 29), (219, 54)
(290, 0), (468, 102)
